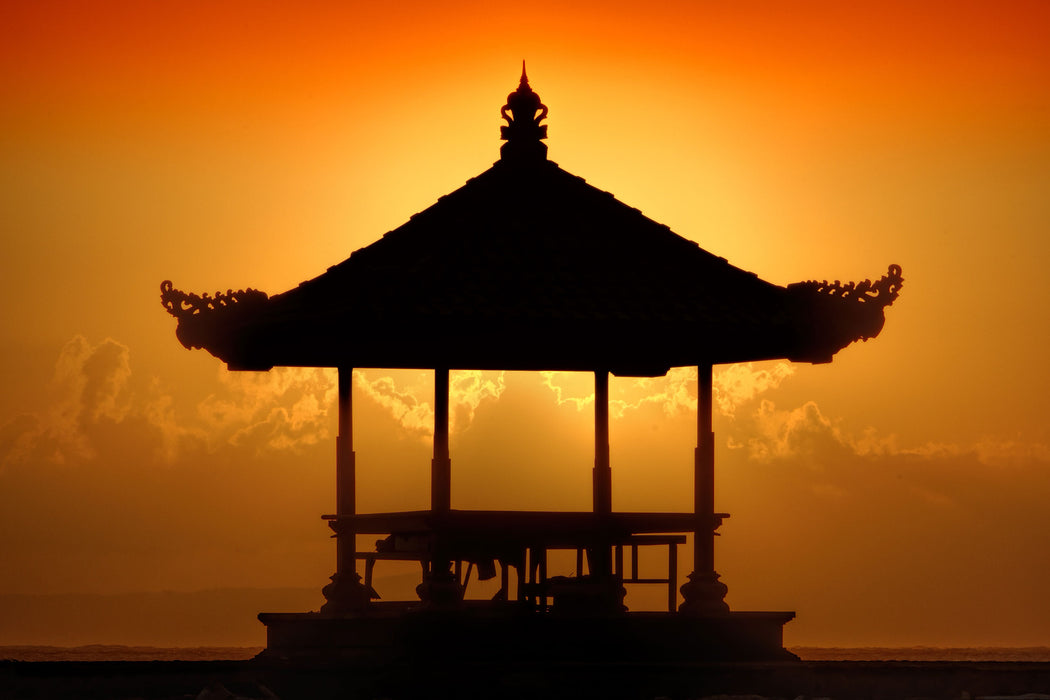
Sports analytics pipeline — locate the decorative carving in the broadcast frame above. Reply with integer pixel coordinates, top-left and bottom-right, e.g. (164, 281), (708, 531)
(321, 571), (373, 615)
(160, 280), (267, 319)
(500, 62), (548, 161)
(679, 570), (730, 616)
(415, 563), (465, 609)
(787, 264), (903, 308)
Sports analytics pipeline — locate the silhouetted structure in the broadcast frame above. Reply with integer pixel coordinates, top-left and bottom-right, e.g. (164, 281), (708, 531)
(160, 66), (902, 663)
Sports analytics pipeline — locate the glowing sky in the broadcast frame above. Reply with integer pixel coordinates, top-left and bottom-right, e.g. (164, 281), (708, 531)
(2, 1), (1049, 647)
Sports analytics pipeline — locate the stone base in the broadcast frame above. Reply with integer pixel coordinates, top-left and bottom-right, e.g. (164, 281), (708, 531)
(319, 572), (371, 614)
(13, 658), (1050, 700)
(258, 606), (797, 664)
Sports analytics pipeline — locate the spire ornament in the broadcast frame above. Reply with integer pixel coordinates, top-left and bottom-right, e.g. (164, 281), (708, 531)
(500, 62), (548, 161)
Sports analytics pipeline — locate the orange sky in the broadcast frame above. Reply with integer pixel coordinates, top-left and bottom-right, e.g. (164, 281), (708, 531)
(2, 1), (1050, 647)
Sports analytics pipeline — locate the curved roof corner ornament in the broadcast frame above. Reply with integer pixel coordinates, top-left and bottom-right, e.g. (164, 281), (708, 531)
(160, 280), (269, 361)
(160, 280), (268, 320)
(787, 264), (904, 309)
(787, 265), (904, 362)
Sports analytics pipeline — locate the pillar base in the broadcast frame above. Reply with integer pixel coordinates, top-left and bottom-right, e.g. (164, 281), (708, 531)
(415, 568), (465, 609)
(548, 575), (626, 615)
(320, 572), (372, 615)
(678, 570), (730, 615)
(258, 608), (797, 663)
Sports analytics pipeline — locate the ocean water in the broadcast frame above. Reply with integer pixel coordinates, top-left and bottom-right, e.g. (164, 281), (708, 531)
(792, 647), (1050, 662)
(2, 645), (1049, 662)
(0, 645), (264, 662)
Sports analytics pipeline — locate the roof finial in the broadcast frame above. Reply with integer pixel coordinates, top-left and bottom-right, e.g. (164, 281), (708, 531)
(500, 63), (548, 162)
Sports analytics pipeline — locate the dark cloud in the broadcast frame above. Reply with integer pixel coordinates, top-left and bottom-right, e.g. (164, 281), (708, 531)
(0, 337), (338, 594)
(0, 337), (344, 470)
(2, 338), (1048, 645)
(715, 395), (1050, 646)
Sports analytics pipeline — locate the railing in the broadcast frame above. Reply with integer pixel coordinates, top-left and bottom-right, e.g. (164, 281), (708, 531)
(352, 531), (686, 612)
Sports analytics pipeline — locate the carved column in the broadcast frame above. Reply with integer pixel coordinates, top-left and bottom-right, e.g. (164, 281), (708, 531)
(321, 367), (370, 613)
(593, 370), (612, 517)
(337, 367), (355, 571)
(432, 368), (451, 513)
(417, 367), (463, 607)
(679, 363), (729, 615)
(578, 370), (624, 613)
(589, 369), (613, 578)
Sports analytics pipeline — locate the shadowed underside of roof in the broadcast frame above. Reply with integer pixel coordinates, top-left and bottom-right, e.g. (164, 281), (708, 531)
(160, 157), (902, 375)
(160, 71), (902, 375)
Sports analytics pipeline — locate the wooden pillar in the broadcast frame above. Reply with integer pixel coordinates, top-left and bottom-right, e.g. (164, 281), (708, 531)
(593, 370), (611, 515)
(321, 366), (369, 613)
(679, 362), (729, 614)
(336, 367), (356, 574)
(419, 367), (462, 607)
(590, 370), (612, 579)
(432, 367), (451, 513)
(694, 363), (715, 575)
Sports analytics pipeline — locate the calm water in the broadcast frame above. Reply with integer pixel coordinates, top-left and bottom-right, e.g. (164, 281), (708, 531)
(2, 646), (1049, 662)
(792, 647), (1050, 662)
(0, 646), (264, 661)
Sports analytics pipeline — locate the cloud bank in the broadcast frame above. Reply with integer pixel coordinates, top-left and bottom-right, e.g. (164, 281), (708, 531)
(3, 337), (1049, 646)
(0, 338), (514, 470)
(353, 369), (507, 440)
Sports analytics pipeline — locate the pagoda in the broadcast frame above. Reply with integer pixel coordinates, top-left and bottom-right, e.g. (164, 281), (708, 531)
(160, 67), (902, 663)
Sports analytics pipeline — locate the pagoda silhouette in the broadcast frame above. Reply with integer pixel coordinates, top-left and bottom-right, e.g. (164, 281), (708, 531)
(161, 67), (902, 664)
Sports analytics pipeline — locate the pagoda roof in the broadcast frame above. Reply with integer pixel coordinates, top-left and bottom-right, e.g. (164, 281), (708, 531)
(160, 70), (902, 375)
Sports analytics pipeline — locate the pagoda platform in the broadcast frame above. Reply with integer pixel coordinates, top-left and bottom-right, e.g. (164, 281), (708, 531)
(257, 606), (798, 664)
(261, 508), (796, 663)
(158, 68), (904, 675)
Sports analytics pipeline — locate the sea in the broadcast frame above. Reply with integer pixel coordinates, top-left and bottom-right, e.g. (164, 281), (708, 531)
(2, 646), (1050, 662)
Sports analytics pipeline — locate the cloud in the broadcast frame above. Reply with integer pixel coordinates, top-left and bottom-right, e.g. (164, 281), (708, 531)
(0, 337), (345, 467)
(899, 439), (1050, 469)
(608, 367), (698, 418)
(197, 367), (338, 453)
(539, 371), (594, 411)
(715, 362), (794, 417)
(450, 370), (507, 429)
(8, 337), (1047, 483)
(0, 336), (134, 466)
(353, 369), (507, 439)
(0, 414), (42, 467)
(138, 378), (206, 463)
(353, 371), (434, 436)
(737, 396), (1050, 477)
(0, 336), (516, 469)
(65, 335), (133, 424)
(540, 362), (795, 420)
(745, 399), (852, 465)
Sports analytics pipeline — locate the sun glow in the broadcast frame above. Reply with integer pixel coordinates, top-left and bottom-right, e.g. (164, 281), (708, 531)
(2, 0), (1049, 647)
